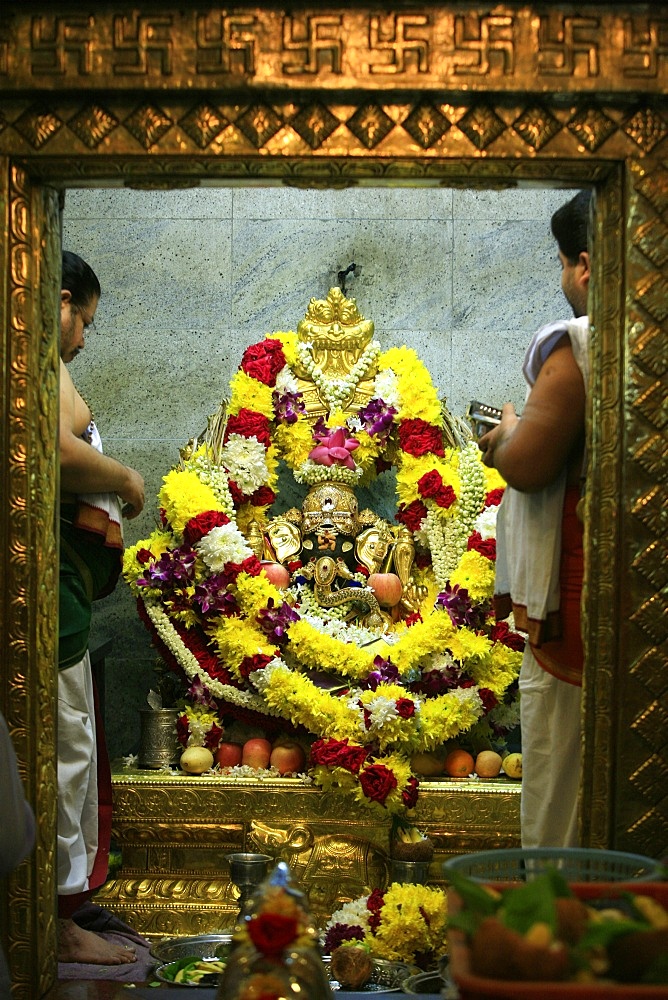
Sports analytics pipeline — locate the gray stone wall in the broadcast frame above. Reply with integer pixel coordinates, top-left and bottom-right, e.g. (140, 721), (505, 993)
(62, 184), (577, 757)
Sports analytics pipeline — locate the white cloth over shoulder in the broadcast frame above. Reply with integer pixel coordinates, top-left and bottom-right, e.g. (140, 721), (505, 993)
(494, 317), (589, 642)
(77, 421), (123, 532)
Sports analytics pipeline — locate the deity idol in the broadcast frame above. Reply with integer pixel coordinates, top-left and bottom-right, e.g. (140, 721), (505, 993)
(124, 287), (523, 817)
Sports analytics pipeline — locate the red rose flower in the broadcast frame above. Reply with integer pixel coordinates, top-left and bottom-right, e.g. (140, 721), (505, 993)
(417, 470), (457, 509)
(402, 775), (419, 809)
(239, 652), (275, 679)
(204, 722), (223, 750)
(225, 408), (272, 448)
(396, 499), (428, 532)
(228, 480), (244, 507)
(250, 485), (276, 507)
(478, 687), (498, 714)
(367, 888), (385, 929)
(490, 620), (525, 652)
(176, 713), (190, 747)
(398, 419), (445, 457)
(359, 763), (398, 805)
(136, 547), (152, 564)
(240, 339), (286, 387)
(247, 911), (298, 956)
(404, 612), (423, 627)
(467, 530), (497, 561)
(395, 698), (415, 719)
(485, 487), (505, 507)
(310, 738), (368, 774)
(414, 551), (432, 570)
(183, 510), (231, 547)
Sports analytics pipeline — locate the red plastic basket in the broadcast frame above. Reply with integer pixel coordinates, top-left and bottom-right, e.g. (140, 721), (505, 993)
(448, 882), (668, 1000)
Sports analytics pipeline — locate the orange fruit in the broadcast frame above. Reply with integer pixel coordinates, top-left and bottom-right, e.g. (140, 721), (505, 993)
(474, 750), (502, 778)
(444, 748), (475, 777)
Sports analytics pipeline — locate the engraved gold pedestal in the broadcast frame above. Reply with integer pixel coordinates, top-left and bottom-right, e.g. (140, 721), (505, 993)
(95, 766), (520, 938)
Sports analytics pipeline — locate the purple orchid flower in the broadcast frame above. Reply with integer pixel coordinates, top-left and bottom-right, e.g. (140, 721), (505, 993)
(137, 546), (197, 589)
(364, 654), (400, 691)
(272, 388), (305, 425)
(186, 676), (216, 707)
(435, 583), (487, 630)
(256, 598), (300, 646)
(194, 575), (239, 615)
(358, 397), (397, 439)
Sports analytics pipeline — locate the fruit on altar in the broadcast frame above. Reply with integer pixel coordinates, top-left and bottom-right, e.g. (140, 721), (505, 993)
(470, 916), (570, 981)
(390, 825), (435, 862)
(329, 945), (374, 989)
(270, 740), (306, 775)
(502, 752), (522, 778)
(242, 737), (272, 769)
(214, 741), (243, 768)
(444, 748), (475, 777)
(367, 572), (403, 608)
(179, 746), (214, 774)
(259, 560), (291, 589)
(410, 750), (444, 776)
(474, 750), (502, 778)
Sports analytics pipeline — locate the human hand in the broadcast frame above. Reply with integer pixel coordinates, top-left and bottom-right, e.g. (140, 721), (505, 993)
(479, 403), (518, 467)
(119, 467), (145, 518)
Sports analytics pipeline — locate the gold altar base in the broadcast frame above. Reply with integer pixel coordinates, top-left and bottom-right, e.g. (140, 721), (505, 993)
(95, 765), (520, 939)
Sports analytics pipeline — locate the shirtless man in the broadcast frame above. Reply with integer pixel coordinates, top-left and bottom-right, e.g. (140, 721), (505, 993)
(58, 251), (144, 964)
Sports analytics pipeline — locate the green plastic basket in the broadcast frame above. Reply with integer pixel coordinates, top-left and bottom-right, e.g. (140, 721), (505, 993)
(443, 847), (664, 883)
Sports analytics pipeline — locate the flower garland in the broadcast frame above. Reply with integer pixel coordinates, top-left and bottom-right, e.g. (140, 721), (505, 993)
(324, 882), (448, 965)
(124, 310), (523, 815)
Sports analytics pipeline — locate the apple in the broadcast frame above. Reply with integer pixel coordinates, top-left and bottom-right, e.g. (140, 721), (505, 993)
(270, 741), (306, 775)
(368, 572), (403, 608)
(242, 737), (272, 769)
(214, 741), (243, 768)
(260, 561), (291, 589)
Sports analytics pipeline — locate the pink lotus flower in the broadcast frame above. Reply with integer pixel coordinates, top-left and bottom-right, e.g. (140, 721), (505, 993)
(308, 427), (359, 469)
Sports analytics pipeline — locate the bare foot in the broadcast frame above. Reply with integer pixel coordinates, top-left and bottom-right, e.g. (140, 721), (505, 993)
(58, 917), (138, 964)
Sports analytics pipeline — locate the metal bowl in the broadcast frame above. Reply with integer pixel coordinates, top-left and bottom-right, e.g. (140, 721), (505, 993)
(150, 932), (233, 963)
(325, 956), (420, 993)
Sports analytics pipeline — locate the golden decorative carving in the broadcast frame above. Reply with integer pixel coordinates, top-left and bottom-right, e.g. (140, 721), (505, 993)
(0, 3), (665, 994)
(94, 769), (520, 936)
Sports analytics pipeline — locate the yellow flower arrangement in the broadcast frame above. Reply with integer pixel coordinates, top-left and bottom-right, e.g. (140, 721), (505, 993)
(125, 310), (523, 817)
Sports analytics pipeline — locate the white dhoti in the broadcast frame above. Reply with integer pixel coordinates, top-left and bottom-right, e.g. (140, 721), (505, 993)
(519, 646), (582, 848)
(57, 651), (100, 897)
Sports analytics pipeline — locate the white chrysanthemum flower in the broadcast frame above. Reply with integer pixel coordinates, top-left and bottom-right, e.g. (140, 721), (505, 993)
(196, 522), (253, 572)
(274, 366), (300, 395)
(374, 368), (401, 409)
(367, 695), (400, 727)
(325, 897), (372, 933)
(423, 650), (457, 672)
(250, 658), (286, 693)
(474, 505), (498, 539)
(220, 434), (269, 494)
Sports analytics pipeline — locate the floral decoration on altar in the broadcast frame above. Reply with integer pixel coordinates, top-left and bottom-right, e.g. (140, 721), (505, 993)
(324, 882), (448, 966)
(123, 288), (523, 816)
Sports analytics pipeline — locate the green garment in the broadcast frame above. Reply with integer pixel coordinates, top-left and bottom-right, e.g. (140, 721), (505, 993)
(58, 504), (122, 670)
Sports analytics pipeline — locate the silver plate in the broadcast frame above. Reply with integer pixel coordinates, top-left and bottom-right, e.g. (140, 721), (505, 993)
(150, 933), (233, 963)
(326, 956), (419, 993)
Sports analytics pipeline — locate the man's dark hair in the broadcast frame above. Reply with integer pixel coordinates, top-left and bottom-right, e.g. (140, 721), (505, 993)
(550, 190), (592, 264)
(61, 250), (101, 307)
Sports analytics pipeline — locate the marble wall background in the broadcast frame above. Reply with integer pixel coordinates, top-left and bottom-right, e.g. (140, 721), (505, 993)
(62, 184), (577, 757)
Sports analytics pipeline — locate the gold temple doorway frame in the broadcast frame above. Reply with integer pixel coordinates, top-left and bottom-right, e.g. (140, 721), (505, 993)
(0, 3), (666, 994)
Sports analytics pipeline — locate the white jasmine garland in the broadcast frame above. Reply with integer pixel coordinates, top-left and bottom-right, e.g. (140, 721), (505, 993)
(142, 598), (277, 716)
(196, 522), (253, 572)
(219, 434), (269, 494)
(293, 458), (362, 486)
(296, 339), (381, 410)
